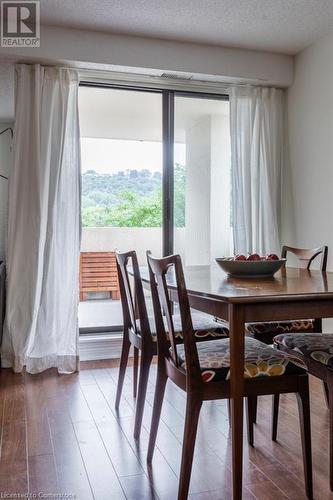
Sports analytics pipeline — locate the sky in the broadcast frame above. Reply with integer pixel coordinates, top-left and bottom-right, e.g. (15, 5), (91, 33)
(81, 138), (185, 174)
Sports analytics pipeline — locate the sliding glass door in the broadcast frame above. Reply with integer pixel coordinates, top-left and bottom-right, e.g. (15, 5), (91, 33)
(78, 86), (163, 330)
(78, 84), (230, 332)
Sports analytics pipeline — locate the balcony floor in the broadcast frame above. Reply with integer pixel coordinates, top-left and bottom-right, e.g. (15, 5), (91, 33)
(78, 299), (122, 329)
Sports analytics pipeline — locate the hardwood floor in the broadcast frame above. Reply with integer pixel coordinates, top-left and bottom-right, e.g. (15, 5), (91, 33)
(0, 357), (333, 499)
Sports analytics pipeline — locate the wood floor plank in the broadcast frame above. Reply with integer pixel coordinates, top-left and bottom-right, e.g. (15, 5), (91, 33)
(119, 473), (158, 500)
(2, 370), (26, 423)
(46, 400), (94, 500)
(142, 398), (235, 495)
(111, 412), (180, 500)
(188, 490), (227, 500)
(259, 464), (308, 500)
(0, 459), (28, 494)
(247, 479), (288, 500)
(80, 380), (144, 477)
(73, 419), (126, 499)
(94, 366), (135, 416)
(25, 395), (53, 458)
(0, 369), (8, 452)
(92, 369), (181, 500)
(1, 418), (27, 463)
(28, 454), (59, 495)
(0, 370), (28, 494)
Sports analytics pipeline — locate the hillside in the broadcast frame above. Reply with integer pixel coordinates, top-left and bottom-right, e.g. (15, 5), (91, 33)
(82, 165), (185, 227)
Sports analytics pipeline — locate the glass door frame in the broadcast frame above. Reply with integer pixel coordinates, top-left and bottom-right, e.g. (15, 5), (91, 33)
(79, 81), (229, 333)
(163, 90), (229, 255)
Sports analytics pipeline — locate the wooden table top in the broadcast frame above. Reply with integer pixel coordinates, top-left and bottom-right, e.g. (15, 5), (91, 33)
(140, 264), (333, 304)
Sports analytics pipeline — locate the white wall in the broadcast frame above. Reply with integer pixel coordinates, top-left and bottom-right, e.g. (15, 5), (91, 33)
(183, 114), (232, 266)
(285, 32), (333, 271)
(184, 117), (211, 265)
(0, 25), (293, 87)
(210, 115), (232, 260)
(286, 31), (333, 330)
(81, 227), (185, 265)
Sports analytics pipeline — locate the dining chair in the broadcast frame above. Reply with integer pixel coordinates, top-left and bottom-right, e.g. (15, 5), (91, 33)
(245, 245), (329, 423)
(274, 333), (333, 491)
(146, 252), (313, 500)
(115, 250), (230, 439)
(246, 245), (328, 344)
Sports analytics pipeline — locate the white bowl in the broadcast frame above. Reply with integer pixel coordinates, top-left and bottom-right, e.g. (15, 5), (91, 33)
(215, 258), (286, 278)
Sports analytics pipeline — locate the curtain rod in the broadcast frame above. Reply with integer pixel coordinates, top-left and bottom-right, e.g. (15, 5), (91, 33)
(77, 69), (233, 94)
(58, 66), (277, 93)
(18, 64), (282, 92)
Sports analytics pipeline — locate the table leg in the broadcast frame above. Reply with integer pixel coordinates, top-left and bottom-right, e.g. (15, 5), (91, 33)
(229, 303), (245, 500)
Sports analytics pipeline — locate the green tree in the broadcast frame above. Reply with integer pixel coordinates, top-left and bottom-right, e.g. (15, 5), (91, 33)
(107, 190), (162, 227)
(174, 163), (185, 227)
(82, 190), (162, 227)
(82, 206), (112, 227)
(81, 165), (186, 228)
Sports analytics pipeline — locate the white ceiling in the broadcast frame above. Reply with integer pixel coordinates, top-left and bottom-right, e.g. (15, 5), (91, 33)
(79, 86), (229, 142)
(42, 0), (333, 55)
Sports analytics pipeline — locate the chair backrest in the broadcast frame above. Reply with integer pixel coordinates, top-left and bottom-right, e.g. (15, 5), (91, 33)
(116, 250), (151, 344)
(147, 252), (202, 384)
(281, 245), (328, 271)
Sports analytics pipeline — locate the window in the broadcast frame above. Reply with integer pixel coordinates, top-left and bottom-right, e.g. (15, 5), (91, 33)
(78, 84), (230, 332)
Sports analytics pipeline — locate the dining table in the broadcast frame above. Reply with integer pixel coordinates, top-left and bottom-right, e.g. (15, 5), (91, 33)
(138, 263), (333, 499)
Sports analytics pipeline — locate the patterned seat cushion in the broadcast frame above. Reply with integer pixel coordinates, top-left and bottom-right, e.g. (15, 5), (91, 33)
(246, 319), (315, 336)
(135, 310), (230, 343)
(174, 337), (305, 383)
(274, 333), (333, 369)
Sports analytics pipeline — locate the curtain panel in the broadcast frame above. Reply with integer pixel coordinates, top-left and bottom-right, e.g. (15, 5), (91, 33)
(1, 64), (81, 374)
(229, 86), (284, 256)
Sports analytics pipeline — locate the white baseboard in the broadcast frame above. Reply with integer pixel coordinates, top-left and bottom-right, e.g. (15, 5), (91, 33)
(79, 333), (124, 361)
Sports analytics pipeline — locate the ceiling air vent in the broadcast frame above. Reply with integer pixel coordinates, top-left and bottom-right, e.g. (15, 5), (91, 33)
(160, 72), (193, 81)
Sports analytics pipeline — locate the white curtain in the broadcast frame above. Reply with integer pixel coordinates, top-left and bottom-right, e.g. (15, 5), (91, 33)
(229, 86), (283, 255)
(1, 64), (81, 374)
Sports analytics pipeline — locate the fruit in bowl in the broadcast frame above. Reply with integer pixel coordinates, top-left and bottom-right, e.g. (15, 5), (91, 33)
(247, 253), (261, 261)
(230, 253), (280, 261)
(266, 253), (279, 260)
(215, 253), (285, 278)
(234, 254), (246, 260)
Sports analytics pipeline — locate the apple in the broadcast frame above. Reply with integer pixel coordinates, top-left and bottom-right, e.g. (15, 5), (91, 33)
(247, 253), (261, 261)
(234, 254), (246, 260)
(266, 253), (279, 261)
